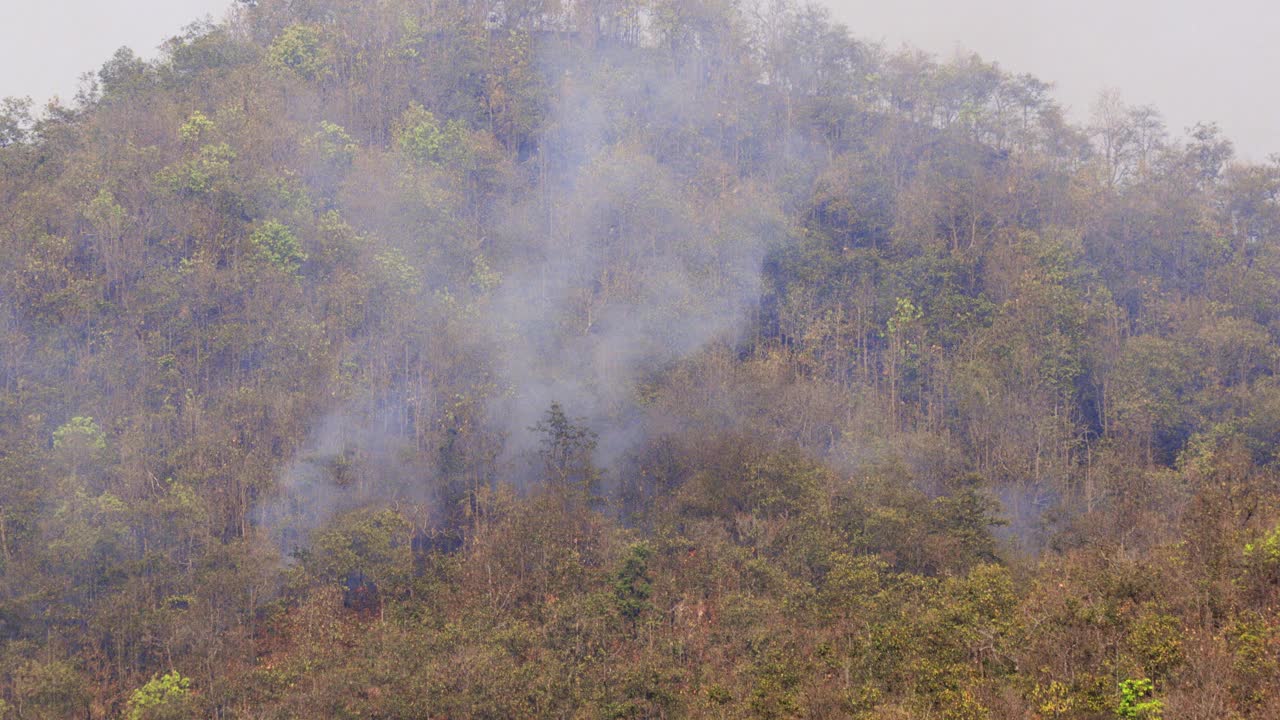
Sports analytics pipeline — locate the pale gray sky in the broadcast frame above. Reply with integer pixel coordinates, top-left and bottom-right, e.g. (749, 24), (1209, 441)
(825, 0), (1280, 161)
(0, 0), (234, 104)
(2, 0), (1276, 159)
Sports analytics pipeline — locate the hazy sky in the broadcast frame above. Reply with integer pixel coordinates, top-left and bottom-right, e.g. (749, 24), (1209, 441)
(0, 0), (235, 103)
(2, 0), (1276, 159)
(825, 0), (1280, 161)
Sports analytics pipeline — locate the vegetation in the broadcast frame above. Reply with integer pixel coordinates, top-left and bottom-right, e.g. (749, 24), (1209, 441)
(1, 0), (1279, 717)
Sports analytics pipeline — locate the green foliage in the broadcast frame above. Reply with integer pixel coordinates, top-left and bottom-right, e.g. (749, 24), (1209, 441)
(249, 219), (307, 274)
(393, 103), (468, 166)
(178, 110), (215, 142)
(268, 24), (328, 80)
(126, 671), (192, 720)
(930, 474), (1006, 567)
(157, 142), (236, 196)
(308, 120), (357, 169)
(84, 188), (126, 238)
(1242, 521), (1280, 601)
(98, 46), (152, 98)
(887, 296), (922, 336)
(936, 688), (990, 720)
(610, 542), (653, 625)
(5, 0), (1280, 716)
(1243, 523), (1280, 568)
(52, 416), (105, 451)
(1226, 612), (1278, 709)
(1117, 678), (1162, 719)
(681, 444), (829, 521)
(308, 508), (412, 588)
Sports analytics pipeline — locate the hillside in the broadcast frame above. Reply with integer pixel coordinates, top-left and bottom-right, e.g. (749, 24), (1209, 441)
(2, 1), (1280, 717)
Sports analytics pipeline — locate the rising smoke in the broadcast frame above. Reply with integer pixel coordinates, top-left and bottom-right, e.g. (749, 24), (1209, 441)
(262, 19), (792, 544)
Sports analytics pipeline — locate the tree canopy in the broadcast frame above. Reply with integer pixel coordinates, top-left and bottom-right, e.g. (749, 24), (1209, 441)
(0, 0), (1279, 717)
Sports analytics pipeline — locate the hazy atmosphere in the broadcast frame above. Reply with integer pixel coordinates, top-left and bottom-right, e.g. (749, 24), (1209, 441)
(4, 0), (1278, 159)
(6, 0), (1280, 717)
(826, 0), (1280, 161)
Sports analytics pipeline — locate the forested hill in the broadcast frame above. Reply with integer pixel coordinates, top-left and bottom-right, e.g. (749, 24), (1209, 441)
(2, 0), (1280, 717)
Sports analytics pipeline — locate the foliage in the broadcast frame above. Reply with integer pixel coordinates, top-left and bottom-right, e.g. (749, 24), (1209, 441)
(1117, 678), (1163, 719)
(2, 0), (1280, 717)
(534, 402), (602, 497)
(157, 141), (236, 196)
(610, 542), (653, 626)
(250, 219), (307, 274)
(125, 671), (191, 720)
(178, 110), (215, 142)
(52, 416), (105, 451)
(393, 103), (468, 166)
(268, 24), (328, 80)
(308, 120), (357, 169)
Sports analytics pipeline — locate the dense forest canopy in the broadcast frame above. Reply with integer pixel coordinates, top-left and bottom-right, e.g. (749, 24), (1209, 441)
(2, 0), (1280, 717)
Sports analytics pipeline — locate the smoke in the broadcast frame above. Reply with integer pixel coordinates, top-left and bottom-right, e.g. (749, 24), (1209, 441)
(262, 26), (790, 539)
(481, 40), (792, 472)
(484, 143), (784, 470)
(257, 394), (438, 553)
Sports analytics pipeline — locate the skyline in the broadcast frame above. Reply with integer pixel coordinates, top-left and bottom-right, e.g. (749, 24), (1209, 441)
(2, 0), (1276, 160)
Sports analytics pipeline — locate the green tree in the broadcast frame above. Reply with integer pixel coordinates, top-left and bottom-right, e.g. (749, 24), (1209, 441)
(1117, 678), (1162, 719)
(393, 103), (467, 166)
(126, 671), (192, 720)
(268, 24), (329, 80)
(250, 219), (307, 275)
(611, 542), (653, 629)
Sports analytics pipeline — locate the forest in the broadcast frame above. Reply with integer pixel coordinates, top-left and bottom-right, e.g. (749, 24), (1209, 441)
(1, 0), (1280, 717)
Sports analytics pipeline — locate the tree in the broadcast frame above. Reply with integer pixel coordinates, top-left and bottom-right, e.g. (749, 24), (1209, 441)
(126, 671), (193, 720)
(533, 402), (602, 499)
(393, 103), (467, 166)
(249, 219), (307, 275)
(0, 96), (33, 147)
(610, 541), (653, 631)
(267, 24), (329, 81)
(1117, 678), (1163, 719)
